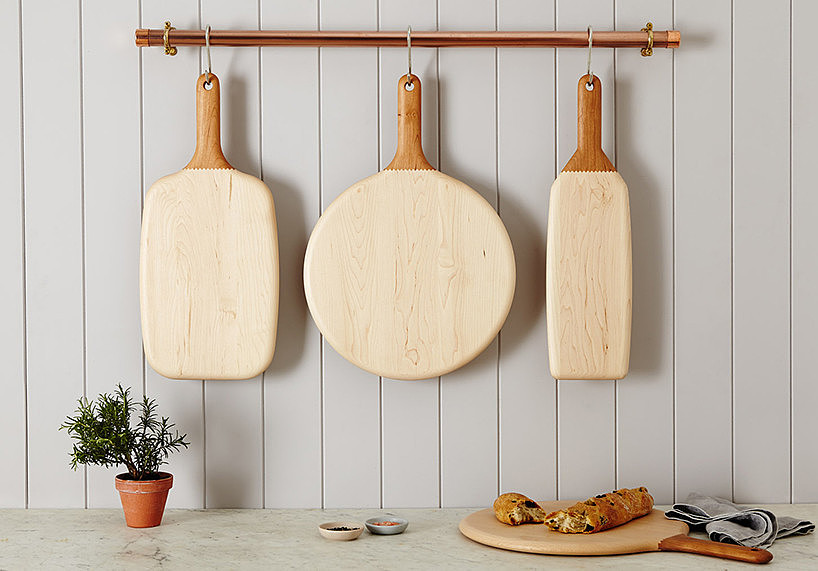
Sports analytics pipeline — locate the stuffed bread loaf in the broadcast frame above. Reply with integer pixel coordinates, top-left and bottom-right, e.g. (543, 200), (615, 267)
(544, 487), (654, 533)
(493, 492), (547, 525)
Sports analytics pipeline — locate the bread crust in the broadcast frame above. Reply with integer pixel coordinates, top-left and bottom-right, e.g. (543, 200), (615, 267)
(493, 492), (547, 526)
(544, 487), (654, 533)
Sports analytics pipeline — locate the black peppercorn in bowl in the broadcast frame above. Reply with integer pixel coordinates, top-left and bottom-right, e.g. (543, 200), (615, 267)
(318, 521), (364, 541)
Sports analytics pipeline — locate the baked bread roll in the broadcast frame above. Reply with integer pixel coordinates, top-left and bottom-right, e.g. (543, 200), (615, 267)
(493, 492), (547, 525)
(544, 487), (653, 533)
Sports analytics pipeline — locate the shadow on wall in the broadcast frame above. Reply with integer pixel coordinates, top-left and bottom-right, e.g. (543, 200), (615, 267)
(223, 66), (254, 176)
(616, 76), (667, 376)
(221, 69), (311, 373)
(205, 402), (257, 507)
(263, 174), (309, 375)
(497, 190), (546, 360)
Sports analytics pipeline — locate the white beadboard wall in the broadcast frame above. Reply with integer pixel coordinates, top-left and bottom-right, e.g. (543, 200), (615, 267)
(1, 0), (815, 509)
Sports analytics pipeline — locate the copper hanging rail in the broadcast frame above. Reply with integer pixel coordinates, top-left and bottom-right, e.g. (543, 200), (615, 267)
(135, 26), (680, 52)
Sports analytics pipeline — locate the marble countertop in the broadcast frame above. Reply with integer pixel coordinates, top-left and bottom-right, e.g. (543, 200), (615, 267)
(0, 505), (815, 569)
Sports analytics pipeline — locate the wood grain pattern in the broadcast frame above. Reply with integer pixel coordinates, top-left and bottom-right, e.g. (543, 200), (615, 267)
(186, 74), (232, 170)
(546, 172), (631, 379)
(460, 500), (771, 563)
(304, 169), (515, 380)
(563, 76), (615, 172)
(141, 169), (278, 379)
(546, 74), (632, 380)
(385, 74), (434, 171)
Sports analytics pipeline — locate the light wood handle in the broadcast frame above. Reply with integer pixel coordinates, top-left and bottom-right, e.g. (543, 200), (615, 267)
(658, 534), (773, 564)
(186, 73), (232, 170)
(563, 74), (615, 172)
(385, 74), (434, 171)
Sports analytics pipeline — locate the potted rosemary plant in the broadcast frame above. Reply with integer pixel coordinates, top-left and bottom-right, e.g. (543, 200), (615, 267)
(61, 384), (189, 528)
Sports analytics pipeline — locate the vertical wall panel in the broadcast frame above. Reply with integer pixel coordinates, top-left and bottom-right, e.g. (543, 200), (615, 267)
(792, 0), (818, 503)
(732, 0), (791, 503)
(674, 0), (733, 501)
(82, 0), (144, 508)
(614, 0), (674, 504)
(141, 0), (205, 508)
(320, 0), (382, 509)
(555, 0), (616, 501)
(23, 0), (86, 508)
(496, 0), (557, 501)
(0, 0), (26, 508)
(438, 0), (499, 508)
(200, 0), (264, 509)
(378, 0), (441, 508)
(261, 0), (322, 509)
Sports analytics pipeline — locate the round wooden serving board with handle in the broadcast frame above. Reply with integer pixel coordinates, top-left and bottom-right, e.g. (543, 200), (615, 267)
(459, 500), (772, 563)
(304, 75), (515, 380)
(140, 73), (279, 380)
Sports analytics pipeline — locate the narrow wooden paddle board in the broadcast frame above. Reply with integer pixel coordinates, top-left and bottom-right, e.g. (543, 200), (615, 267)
(459, 500), (772, 563)
(304, 75), (515, 380)
(546, 75), (632, 380)
(140, 73), (279, 380)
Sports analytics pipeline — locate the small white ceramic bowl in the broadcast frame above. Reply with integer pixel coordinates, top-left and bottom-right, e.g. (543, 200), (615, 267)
(365, 517), (409, 535)
(318, 521), (364, 541)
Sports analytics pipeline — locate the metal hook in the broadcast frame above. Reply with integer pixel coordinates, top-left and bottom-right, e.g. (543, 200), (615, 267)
(204, 25), (212, 84)
(640, 21), (654, 57)
(163, 21), (177, 56)
(406, 26), (413, 89)
(586, 26), (593, 87)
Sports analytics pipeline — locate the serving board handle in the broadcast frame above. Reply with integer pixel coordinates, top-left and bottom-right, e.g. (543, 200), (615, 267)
(385, 74), (434, 171)
(658, 534), (773, 564)
(563, 74), (615, 172)
(186, 73), (232, 170)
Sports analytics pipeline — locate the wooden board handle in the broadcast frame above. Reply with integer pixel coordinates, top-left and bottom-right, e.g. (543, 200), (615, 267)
(658, 534), (773, 564)
(385, 74), (434, 171)
(562, 74), (615, 172)
(186, 73), (232, 170)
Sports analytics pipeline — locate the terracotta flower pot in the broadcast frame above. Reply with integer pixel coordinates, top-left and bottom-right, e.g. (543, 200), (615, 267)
(115, 472), (173, 528)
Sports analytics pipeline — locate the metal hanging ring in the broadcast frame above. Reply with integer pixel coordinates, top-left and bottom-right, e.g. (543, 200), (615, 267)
(586, 26), (593, 87)
(641, 21), (654, 57)
(406, 26), (413, 89)
(204, 25), (212, 85)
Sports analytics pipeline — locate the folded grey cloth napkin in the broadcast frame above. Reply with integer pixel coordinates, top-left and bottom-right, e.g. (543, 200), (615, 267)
(665, 492), (814, 549)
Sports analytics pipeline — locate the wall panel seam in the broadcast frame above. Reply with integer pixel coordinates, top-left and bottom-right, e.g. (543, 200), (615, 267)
(18, 0), (29, 510)
(788, 0), (794, 504)
(612, 0), (619, 492)
(494, 0), (501, 500)
(553, 0), (559, 502)
(78, 0), (89, 510)
(257, 0), (266, 509)
(317, 0), (325, 511)
(671, 0), (677, 505)
(138, 0), (146, 400)
(730, 0), (736, 503)
(376, 0), (383, 512)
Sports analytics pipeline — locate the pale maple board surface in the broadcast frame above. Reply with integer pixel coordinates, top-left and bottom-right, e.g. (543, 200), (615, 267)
(459, 500), (687, 556)
(140, 168), (279, 380)
(304, 169), (515, 380)
(546, 170), (632, 380)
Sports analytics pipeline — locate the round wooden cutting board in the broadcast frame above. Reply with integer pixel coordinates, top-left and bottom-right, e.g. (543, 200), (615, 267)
(459, 501), (688, 556)
(304, 75), (515, 380)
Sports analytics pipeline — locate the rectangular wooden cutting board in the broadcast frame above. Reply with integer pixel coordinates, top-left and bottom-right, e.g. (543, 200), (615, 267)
(140, 74), (279, 380)
(546, 75), (632, 380)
